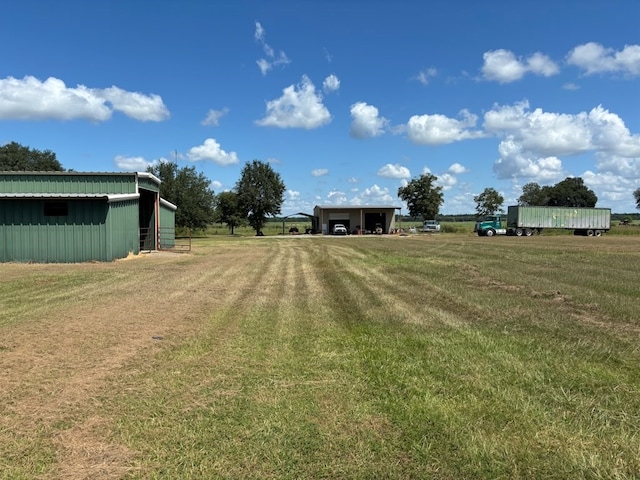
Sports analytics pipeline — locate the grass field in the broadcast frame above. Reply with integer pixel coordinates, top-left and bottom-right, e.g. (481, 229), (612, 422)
(1, 233), (640, 479)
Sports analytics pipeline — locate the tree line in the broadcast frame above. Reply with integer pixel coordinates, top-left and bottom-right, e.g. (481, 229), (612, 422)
(4, 142), (640, 230)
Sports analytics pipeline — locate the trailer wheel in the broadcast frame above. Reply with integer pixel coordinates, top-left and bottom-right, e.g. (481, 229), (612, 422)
(485, 229), (495, 237)
(587, 229), (594, 237)
(594, 230), (602, 237)
(524, 228), (533, 236)
(515, 228), (523, 236)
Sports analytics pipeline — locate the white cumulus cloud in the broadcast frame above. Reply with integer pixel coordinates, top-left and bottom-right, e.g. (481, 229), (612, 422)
(186, 138), (240, 166)
(481, 49), (559, 83)
(493, 139), (564, 181)
(312, 168), (329, 177)
(448, 163), (468, 174)
(326, 189), (347, 204)
(256, 75), (331, 129)
(407, 109), (483, 145)
(97, 86), (169, 122)
(595, 153), (640, 178)
(377, 163), (410, 179)
(350, 101), (388, 139)
(581, 170), (635, 204)
(323, 74), (340, 93)
(0, 75), (169, 122)
(436, 173), (458, 191)
(566, 42), (640, 76)
(114, 155), (158, 171)
(485, 101), (640, 181)
(360, 184), (394, 204)
(287, 190), (300, 200)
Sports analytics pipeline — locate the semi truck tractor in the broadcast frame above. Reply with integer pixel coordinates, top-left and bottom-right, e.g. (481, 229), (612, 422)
(474, 206), (611, 237)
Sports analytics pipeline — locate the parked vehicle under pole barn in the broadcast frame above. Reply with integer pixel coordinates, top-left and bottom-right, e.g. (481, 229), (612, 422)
(474, 206), (611, 237)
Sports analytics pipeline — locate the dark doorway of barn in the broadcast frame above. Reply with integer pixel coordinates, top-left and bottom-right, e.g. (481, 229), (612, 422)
(139, 189), (157, 250)
(364, 212), (386, 233)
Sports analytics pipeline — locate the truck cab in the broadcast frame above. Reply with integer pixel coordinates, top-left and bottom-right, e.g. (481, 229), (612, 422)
(474, 214), (507, 237)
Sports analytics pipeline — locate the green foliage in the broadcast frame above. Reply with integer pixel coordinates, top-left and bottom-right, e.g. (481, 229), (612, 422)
(518, 178), (597, 208)
(147, 161), (216, 230)
(236, 160), (286, 235)
(0, 142), (64, 171)
(440, 221), (474, 233)
(547, 177), (597, 207)
(474, 187), (504, 216)
(634, 188), (640, 210)
(215, 191), (244, 234)
(397, 173), (443, 221)
(518, 182), (548, 206)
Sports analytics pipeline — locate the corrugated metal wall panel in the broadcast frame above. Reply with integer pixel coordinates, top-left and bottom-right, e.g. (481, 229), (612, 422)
(138, 177), (160, 193)
(508, 206), (611, 229)
(106, 199), (140, 259)
(159, 203), (176, 248)
(0, 199), (110, 262)
(0, 173), (137, 195)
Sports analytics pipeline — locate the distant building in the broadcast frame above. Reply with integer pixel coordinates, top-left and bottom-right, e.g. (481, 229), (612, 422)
(0, 171), (176, 263)
(313, 205), (400, 234)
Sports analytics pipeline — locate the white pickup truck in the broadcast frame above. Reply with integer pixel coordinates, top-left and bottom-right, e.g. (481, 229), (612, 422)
(332, 223), (348, 235)
(421, 220), (441, 232)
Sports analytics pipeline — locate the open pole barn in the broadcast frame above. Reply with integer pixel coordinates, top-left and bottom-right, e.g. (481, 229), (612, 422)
(313, 205), (401, 234)
(0, 172), (177, 263)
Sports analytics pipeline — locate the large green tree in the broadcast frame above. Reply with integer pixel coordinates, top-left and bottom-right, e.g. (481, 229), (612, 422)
(518, 178), (597, 208)
(633, 188), (640, 210)
(236, 160), (286, 235)
(474, 187), (504, 216)
(0, 142), (64, 171)
(518, 182), (549, 206)
(147, 161), (216, 230)
(397, 173), (443, 221)
(546, 177), (597, 207)
(216, 191), (244, 234)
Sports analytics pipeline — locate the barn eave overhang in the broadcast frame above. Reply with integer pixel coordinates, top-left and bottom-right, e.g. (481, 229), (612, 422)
(159, 198), (177, 210)
(0, 193), (140, 203)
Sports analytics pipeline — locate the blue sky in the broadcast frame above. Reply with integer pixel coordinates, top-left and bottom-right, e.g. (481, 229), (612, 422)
(2, 0), (640, 215)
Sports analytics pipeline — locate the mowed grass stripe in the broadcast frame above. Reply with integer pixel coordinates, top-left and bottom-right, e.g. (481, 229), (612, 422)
(106, 241), (367, 477)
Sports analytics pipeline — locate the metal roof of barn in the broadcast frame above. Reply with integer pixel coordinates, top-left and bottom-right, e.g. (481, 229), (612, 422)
(0, 171), (161, 195)
(0, 193), (140, 203)
(315, 205), (401, 210)
(0, 171), (161, 183)
(160, 198), (177, 210)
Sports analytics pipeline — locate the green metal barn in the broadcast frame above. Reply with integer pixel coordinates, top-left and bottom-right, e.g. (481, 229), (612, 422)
(0, 172), (177, 263)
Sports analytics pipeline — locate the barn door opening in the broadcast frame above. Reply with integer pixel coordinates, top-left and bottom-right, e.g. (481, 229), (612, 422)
(364, 212), (386, 233)
(139, 189), (158, 250)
